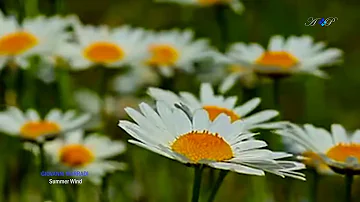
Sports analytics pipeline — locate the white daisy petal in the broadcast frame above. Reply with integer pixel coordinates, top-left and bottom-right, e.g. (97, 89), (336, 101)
(234, 97), (261, 116)
(241, 110), (279, 125)
(192, 109), (210, 131)
(233, 140), (268, 152)
(209, 162), (265, 176)
(331, 124), (348, 144)
(200, 83), (215, 103)
(172, 106), (192, 136)
(45, 109), (62, 121)
(26, 109), (40, 121)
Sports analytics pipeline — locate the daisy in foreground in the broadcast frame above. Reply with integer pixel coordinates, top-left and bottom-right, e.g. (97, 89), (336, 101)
(58, 20), (148, 70)
(222, 35), (343, 91)
(276, 123), (360, 175)
(119, 101), (305, 178)
(154, 0), (245, 14)
(0, 107), (91, 143)
(142, 29), (222, 77)
(119, 101), (304, 201)
(45, 130), (127, 185)
(0, 11), (74, 70)
(148, 83), (286, 131)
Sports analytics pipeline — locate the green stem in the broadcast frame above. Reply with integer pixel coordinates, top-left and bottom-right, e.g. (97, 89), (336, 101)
(101, 174), (109, 202)
(97, 67), (110, 132)
(50, 0), (64, 14)
(191, 165), (203, 202)
(39, 143), (46, 171)
(270, 78), (283, 150)
(208, 168), (215, 191)
(57, 68), (74, 110)
(207, 170), (228, 202)
(215, 5), (228, 52)
(345, 174), (353, 202)
(309, 169), (319, 202)
(4, 66), (19, 107)
(39, 143), (53, 201)
(273, 78), (281, 111)
(97, 67), (109, 98)
(66, 184), (78, 202)
(21, 66), (37, 110)
(16, 0), (26, 24)
(19, 149), (31, 202)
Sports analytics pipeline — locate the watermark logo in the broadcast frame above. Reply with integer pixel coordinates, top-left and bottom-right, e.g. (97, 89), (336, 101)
(305, 17), (338, 27)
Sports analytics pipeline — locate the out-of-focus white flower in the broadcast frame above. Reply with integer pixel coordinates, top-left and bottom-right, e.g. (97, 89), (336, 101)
(0, 12), (74, 70)
(45, 130), (127, 185)
(141, 29), (223, 77)
(57, 19), (148, 70)
(276, 123), (360, 175)
(222, 35), (343, 92)
(0, 107), (91, 143)
(154, 0), (245, 14)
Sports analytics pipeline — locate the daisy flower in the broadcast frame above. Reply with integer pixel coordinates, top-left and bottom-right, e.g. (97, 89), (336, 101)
(0, 12), (74, 70)
(58, 20), (148, 70)
(0, 107), (91, 143)
(224, 35), (343, 89)
(148, 82), (286, 131)
(45, 130), (127, 185)
(141, 29), (222, 77)
(276, 123), (360, 175)
(154, 0), (244, 14)
(118, 101), (305, 179)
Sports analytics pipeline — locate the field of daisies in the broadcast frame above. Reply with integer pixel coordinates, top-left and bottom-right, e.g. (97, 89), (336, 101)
(0, 0), (360, 201)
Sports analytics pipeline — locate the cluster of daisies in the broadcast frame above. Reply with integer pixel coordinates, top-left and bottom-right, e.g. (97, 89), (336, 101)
(0, 10), (222, 84)
(0, 10), (343, 94)
(0, 107), (126, 184)
(1, 5), (357, 200)
(119, 82), (360, 180)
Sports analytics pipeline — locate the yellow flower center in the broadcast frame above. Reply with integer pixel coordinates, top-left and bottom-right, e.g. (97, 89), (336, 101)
(0, 31), (38, 55)
(203, 106), (240, 122)
(20, 121), (61, 139)
(255, 51), (298, 68)
(83, 42), (125, 64)
(171, 130), (233, 163)
(302, 151), (330, 172)
(198, 0), (230, 5)
(146, 44), (179, 66)
(59, 144), (94, 167)
(326, 143), (360, 163)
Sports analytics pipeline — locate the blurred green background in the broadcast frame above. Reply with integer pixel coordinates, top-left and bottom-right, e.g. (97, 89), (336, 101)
(1, 0), (360, 201)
